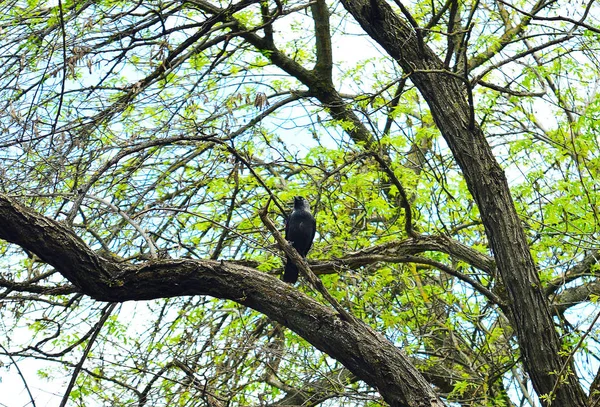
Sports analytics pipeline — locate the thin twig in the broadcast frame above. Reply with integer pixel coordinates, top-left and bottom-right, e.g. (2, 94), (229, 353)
(59, 303), (117, 407)
(52, 0), (67, 137)
(85, 194), (158, 259)
(0, 343), (37, 407)
(548, 306), (600, 404)
(209, 138), (288, 218)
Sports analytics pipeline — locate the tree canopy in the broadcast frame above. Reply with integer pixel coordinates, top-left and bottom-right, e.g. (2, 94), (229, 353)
(1, 0), (600, 405)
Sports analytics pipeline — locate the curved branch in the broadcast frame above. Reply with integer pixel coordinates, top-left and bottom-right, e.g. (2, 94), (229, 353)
(191, 0), (380, 150)
(312, 234), (495, 275)
(546, 250), (600, 296)
(270, 368), (357, 406)
(0, 194), (445, 407)
(85, 194), (158, 259)
(370, 151), (418, 238)
(401, 255), (503, 306)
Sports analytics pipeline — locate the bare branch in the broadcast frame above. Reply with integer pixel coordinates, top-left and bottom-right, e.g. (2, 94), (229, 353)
(59, 303), (117, 407)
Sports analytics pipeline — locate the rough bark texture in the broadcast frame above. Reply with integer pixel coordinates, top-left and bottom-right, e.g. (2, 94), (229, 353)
(0, 194), (445, 407)
(338, 0), (588, 405)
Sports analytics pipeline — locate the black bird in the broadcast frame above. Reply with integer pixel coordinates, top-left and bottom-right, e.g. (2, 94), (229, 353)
(283, 196), (316, 283)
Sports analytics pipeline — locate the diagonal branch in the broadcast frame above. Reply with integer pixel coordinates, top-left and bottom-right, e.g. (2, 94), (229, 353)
(59, 303), (117, 407)
(259, 201), (356, 323)
(467, 0), (546, 71)
(0, 343), (37, 407)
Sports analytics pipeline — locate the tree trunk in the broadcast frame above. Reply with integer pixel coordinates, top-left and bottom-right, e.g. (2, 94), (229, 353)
(339, 0), (588, 405)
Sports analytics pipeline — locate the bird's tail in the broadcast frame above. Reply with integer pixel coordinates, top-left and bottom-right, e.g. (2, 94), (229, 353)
(283, 257), (299, 284)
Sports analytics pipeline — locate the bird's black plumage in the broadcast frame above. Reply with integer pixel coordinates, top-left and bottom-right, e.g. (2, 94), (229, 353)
(283, 196), (316, 283)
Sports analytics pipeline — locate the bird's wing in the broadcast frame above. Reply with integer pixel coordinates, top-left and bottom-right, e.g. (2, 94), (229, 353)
(284, 211), (292, 239)
(307, 215), (317, 251)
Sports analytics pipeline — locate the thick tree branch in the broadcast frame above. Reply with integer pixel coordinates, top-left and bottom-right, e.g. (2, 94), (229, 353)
(551, 280), (600, 314)
(0, 194), (445, 407)
(310, 0), (333, 81)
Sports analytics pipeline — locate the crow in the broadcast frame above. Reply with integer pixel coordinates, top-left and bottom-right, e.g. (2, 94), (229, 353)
(283, 196), (316, 284)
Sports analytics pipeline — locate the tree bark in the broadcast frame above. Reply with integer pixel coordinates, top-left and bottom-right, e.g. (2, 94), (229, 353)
(338, 0), (588, 405)
(0, 194), (445, 407)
